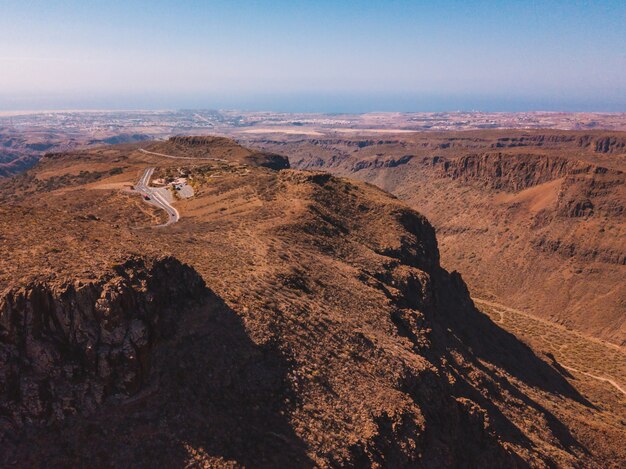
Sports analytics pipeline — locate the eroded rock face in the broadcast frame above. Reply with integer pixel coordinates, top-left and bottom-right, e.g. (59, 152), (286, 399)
(433, 152), (581, 191)
(427, 152), (626, 218)
(578, 135), (626, 153)
(352, 154), (414, 171)
(0, 256), (206, 427)
(557, 169), (625, 219)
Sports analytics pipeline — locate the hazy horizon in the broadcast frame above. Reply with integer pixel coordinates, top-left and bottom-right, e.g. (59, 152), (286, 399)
(1, 0), (625, 113)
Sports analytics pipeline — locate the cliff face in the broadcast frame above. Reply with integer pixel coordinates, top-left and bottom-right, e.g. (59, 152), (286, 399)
(430, 152), (625, 222)
(0, 257), (206, 427)
(556, 169), (625, 219)
(484, 134), (626, 153)
(430, 152), (617, 192)
(577, 135), (626, 153)
(246, 130), (626, 346)
(0, 136), (623, 467)
(352, 154), (414, 171)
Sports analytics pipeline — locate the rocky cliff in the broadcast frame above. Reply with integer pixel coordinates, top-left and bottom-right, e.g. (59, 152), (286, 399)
(244, 130), (626, 346)
(429, 152), (618, 192)
(429, 152), (625, 221)
(0, 257), (206, 428)
(577, 135), (626, 153)
(0, 136), (623, 467)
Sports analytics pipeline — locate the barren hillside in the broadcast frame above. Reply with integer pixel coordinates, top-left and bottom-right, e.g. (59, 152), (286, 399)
(241, 130), (626, 346)
(0, 137), (624, 467)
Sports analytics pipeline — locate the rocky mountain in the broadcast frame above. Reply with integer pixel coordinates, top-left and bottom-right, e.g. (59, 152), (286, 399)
(0, 128), (152, 179)
(0, 152), (39, 178)
(151, 135), (290, 169)
(241, 130), (626, 346)
(0, 138), (624, 467)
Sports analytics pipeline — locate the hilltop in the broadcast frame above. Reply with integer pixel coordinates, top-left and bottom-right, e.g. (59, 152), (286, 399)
(0, 137), (624, 467)
(241, 129), (626, 346)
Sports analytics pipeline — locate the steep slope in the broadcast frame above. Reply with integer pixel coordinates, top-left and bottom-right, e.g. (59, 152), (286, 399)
(0, 128), (152, 179)
(0, 152), (39, 178)
(241, 130), (626, 346)
(146, 135), (290, 169)
(0, 139), (624, 467)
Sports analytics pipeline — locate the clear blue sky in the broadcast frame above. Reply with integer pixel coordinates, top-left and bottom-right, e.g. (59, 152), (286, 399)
(0, 0), (624, 112)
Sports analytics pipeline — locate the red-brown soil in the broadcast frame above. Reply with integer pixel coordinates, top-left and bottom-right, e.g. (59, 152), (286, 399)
(0, 137), (624, 467)
(240, 130), (626, 346)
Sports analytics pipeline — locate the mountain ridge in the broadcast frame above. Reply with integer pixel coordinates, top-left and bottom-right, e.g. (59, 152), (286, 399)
(242, 130), (626, 345)
(0, 137), (624, 466)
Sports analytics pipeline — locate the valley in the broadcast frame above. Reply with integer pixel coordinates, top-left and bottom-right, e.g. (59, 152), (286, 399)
(1, 136), (624, 466)
(238, 130), (626, 347)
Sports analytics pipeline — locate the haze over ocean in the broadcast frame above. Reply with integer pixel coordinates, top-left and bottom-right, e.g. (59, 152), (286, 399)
(0, 0), (624, 112)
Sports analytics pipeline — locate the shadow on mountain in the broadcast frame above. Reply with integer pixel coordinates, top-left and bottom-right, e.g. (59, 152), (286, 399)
(1, 290), (313, 468)
(428, 269), (593, 457)
(434, 270), (592, 403)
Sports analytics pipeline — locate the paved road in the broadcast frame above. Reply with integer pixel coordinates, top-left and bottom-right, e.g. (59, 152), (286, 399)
(135, 167), (179, 226)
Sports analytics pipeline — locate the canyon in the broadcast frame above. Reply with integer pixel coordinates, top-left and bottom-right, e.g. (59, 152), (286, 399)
(0, 136), (624, 466)
(239, 130), (626, 346)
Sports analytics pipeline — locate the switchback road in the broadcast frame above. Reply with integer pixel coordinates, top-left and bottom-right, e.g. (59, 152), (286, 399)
(135, 167), (179, 226)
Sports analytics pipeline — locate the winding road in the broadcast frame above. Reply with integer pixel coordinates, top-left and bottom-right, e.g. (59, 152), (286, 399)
(135, 167), (179, 226)
(133, 146), (233, 226)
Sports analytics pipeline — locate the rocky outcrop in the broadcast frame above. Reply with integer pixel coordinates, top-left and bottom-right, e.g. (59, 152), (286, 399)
(556, 169), (625, 218)
(352, 154), (414, 171)
(432, 152), (587, 191)
(429, 152), (625, 219)
(0, 256), (206, 428)
(577, 135), (626, 153)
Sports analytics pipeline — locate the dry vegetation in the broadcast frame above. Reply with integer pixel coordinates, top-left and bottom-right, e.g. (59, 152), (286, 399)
(1, 137), (624, 467)
(476, 300), (625, 416)
(243, 130), (626, 346)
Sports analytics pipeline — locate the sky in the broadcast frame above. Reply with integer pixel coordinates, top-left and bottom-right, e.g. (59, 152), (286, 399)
(0, 0), (625, 112)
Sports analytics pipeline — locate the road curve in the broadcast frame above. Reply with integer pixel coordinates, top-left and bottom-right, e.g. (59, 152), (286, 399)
(135, 167), (179, 226)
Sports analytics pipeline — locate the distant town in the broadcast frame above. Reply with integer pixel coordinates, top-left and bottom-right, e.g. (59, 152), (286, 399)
(2, 109), (625, 136)
(1, 109), (625, 178)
